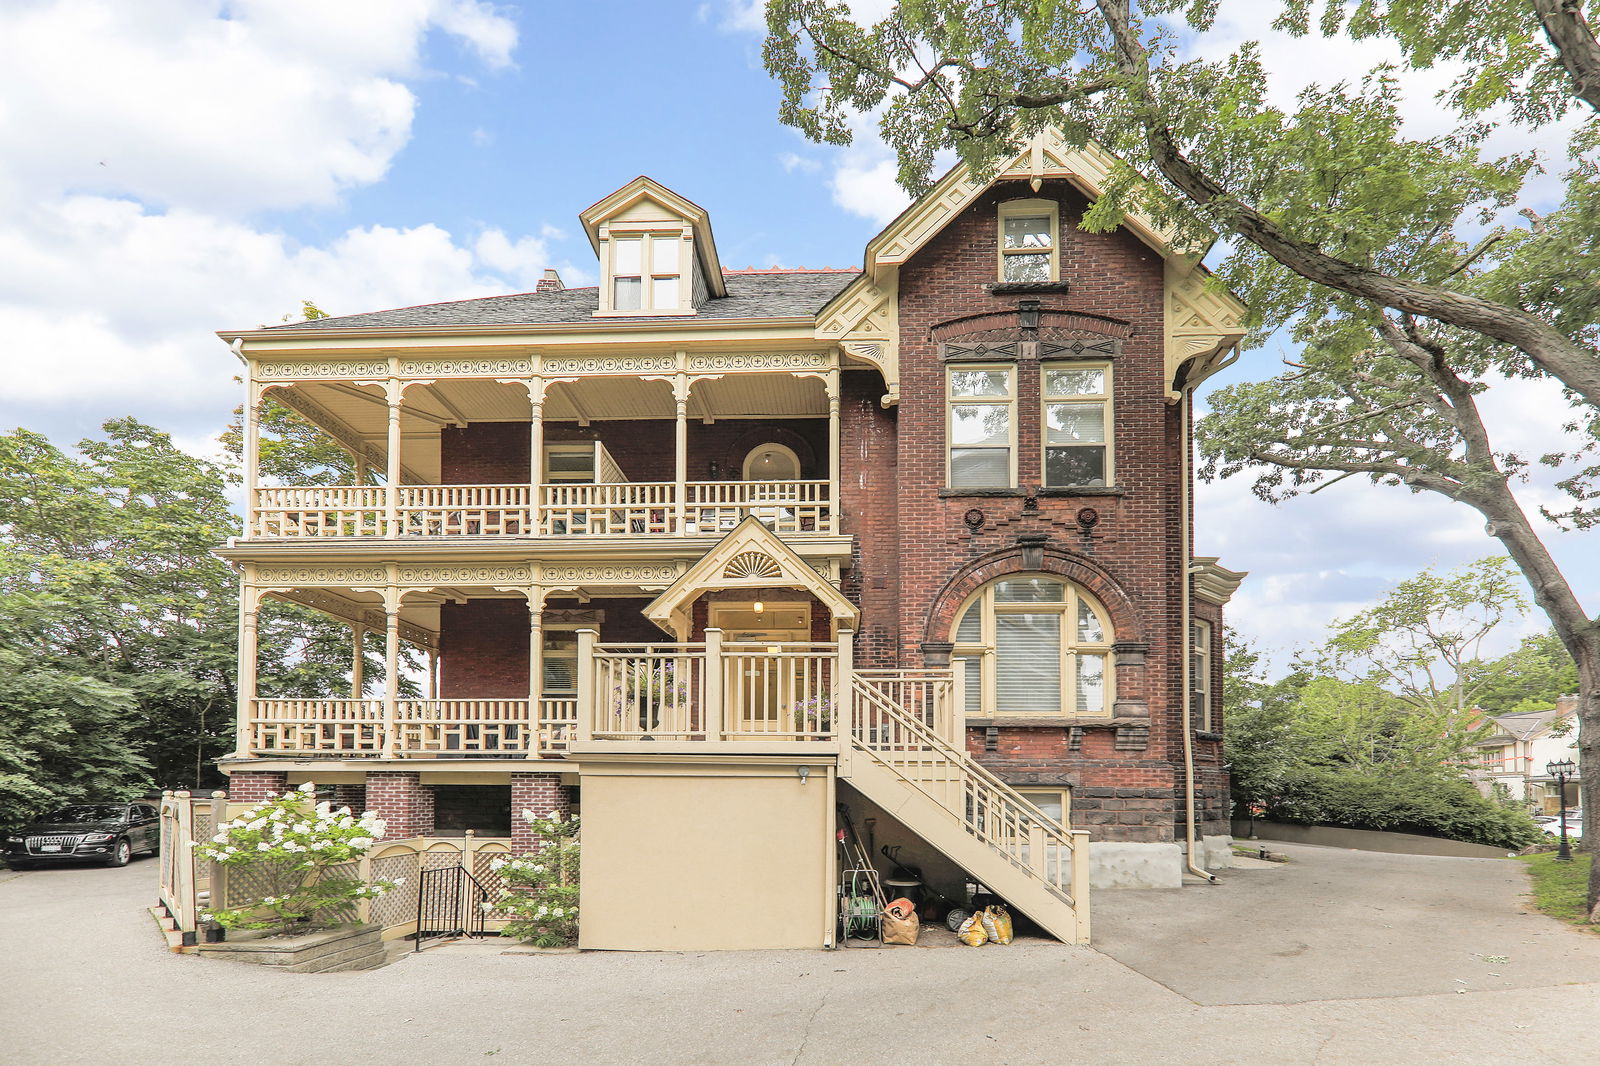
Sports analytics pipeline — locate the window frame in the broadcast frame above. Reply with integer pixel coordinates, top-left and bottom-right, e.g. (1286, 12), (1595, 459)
(602, 228), (687, 315)
(1015, 788), (1072, 829)
(1191, 619), (1212, 730)
(996, 198), (1060, 283)
(1041, 362), (1113, 488)
(946, 364), (1018, 490)
(951, 575), (1115, 719)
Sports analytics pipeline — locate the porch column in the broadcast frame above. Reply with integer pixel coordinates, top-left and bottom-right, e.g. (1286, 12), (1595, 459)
(384, 382), (402, 538)
(426, 648), (438, 700)
(527, 377), (545, 536)
(234, 582), (261, 757)
(704, 627), (724, 742)
(673, 375), (689, 533)
(381, 591), (401, 757)
(576, 628), (596, 743)
(834, 628), (854, 751)
(354, 454), (368, 485)
(526, 589), (544, 759)
(826, 368), (841, 534)
(350, 622), (365, 698)
(242, 380), (260, 538)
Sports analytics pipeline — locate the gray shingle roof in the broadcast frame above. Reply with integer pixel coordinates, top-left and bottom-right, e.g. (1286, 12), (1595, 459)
(268, 270), (860, 331)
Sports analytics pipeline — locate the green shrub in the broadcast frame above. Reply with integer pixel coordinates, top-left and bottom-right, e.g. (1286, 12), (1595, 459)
(1262, 768), (1542, 849)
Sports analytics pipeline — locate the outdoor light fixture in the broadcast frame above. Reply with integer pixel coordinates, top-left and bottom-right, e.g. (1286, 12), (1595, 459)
(797, 766), (810, 785)
(753, 600), (764, 614)
(1546, 758), (1578, 862)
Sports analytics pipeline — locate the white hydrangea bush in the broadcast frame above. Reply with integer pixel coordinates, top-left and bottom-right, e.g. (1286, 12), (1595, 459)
(494, 808), (579, 947)
(193, 782), (397, 933)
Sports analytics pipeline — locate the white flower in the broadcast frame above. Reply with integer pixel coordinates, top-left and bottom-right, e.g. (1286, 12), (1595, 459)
(212, 833), (228, 843)
(298, 782), (317, 793)
(187, 840), (201, 848)
(522, 808), (537, 822)
(490, 858), (506, 871)
(257, 843), (270, 851)
(263, 896), (278, 904)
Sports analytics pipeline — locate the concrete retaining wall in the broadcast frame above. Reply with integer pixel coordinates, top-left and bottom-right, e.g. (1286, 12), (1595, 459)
(1231, 820), (1513, 859)
(199, 924), (388, 973)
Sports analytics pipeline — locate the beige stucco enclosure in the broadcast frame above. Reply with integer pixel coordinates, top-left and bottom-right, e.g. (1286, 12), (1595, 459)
(577, 753), (836, 950)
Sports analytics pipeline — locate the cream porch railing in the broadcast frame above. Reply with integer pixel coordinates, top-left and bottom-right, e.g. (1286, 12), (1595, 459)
(249, 481), (834, 539)
(577, 632), (844, 743)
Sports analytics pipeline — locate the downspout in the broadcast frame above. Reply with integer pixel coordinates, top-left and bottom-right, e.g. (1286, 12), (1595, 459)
(1181, 384), (1218, 884)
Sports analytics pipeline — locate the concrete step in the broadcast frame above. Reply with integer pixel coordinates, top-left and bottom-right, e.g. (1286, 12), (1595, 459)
(297, 945), (390, 973)
(282, 933), (386, 973)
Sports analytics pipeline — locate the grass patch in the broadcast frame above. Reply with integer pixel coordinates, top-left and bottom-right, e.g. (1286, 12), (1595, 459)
(1516, 852), (1596, 930)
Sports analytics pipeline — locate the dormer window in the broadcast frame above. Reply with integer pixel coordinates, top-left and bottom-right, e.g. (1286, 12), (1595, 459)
(611, 233), (682, 311)
(998, 199), (1059, 283)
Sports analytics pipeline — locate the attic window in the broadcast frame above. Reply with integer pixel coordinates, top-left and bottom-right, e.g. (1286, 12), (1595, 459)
(997, 199), (1059, 283)
(612, 234), (681, 312)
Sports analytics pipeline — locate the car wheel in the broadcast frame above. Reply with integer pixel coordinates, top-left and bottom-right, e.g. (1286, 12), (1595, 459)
(105, 839), (131, 867)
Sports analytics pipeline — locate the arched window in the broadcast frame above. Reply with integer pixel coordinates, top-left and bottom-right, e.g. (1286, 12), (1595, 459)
(951, 575), (1113, 717)
(742, 443), (801, 480)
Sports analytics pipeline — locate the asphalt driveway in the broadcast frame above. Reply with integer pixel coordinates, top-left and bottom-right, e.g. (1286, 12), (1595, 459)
(3, 844), (1599, 1065)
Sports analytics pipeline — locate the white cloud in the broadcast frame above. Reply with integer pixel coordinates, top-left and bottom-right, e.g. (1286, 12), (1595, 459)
(779, 152), (821, 174)
(0, 0), (552, 447)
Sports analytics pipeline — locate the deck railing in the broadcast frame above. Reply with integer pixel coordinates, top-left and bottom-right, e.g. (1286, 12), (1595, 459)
(250, 481), (834, 539)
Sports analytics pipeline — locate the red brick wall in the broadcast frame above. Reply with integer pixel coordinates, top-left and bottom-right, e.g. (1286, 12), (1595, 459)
(884, 178), (1195, 844)
(366, 771), (434, 838)
(440, 599), (530, 699)
(227, 770), (287, 804)
(440, 419), (829, 484)
(331, 784), (367, 814)
(838, 370), (900, 666)
(511, 772), (572, 853)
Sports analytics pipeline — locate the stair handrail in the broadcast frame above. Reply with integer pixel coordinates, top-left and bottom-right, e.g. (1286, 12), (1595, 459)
(849, 676), (1083, 905)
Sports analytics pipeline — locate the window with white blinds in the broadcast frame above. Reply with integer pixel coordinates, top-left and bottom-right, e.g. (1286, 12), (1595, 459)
(950, 575), (1114, 717)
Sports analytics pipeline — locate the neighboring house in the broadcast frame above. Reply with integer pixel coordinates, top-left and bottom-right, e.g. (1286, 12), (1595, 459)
(1470, 696), (1581, 813)
(215, 132), (1247, 949)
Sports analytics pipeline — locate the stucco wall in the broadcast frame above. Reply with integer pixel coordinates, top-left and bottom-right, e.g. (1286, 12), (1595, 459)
(579, 758), (831, 950)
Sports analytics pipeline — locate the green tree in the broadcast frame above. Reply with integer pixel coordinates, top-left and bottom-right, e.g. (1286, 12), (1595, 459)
(1319, 557), (1527, 720)
(1470, 629), (1581, 715)
(763, 0), (1600, 912)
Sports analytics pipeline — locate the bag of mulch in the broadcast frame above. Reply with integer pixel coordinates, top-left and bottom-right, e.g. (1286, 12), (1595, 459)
(958, 910), (987, 946)
(984, 905), (1013, 945)
(882, 900), (919, 946)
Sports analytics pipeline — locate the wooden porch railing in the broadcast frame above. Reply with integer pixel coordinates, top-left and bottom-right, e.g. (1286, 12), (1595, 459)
(249, 481), (835, 539)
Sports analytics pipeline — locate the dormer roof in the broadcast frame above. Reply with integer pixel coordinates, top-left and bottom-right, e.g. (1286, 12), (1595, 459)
(579, 176), (727, 299)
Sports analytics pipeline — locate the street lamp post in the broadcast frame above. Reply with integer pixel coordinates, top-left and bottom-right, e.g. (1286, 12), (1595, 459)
(1546, 758), (1577, 862)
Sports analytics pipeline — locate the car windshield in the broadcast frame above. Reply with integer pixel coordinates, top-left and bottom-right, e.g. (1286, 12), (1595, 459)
(39, 805), (126, 823)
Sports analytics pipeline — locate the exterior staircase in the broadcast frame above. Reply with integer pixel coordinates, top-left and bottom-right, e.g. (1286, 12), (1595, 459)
(841, 674), (1091, 944)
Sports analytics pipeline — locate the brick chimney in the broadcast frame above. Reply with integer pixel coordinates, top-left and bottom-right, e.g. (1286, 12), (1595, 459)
(536, 268), (564, 293)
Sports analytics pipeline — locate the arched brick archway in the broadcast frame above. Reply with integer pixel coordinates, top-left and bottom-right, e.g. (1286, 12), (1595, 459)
(921, 544), (1143, 648)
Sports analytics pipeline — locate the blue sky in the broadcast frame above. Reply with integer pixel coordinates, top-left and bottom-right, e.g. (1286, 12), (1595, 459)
(0, 0), (1591, 672)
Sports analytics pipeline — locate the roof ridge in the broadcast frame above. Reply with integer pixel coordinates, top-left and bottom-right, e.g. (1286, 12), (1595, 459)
(724, 266), (860, 274)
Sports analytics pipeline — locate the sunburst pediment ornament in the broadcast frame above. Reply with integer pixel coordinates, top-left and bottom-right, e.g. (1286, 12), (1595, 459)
(723, 551), (782, 580)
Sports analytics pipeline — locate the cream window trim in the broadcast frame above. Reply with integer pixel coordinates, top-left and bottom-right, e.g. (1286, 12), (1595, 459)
(997, 198), (1060, 283)
(950, 575), (1115, 719)
(599, 228), (690, 316)
(1016, 788), (1072, 827)
(946, 364), (1017, 490)
(1191, 619), (1213, 731)
(1041, 363), (1113, 488)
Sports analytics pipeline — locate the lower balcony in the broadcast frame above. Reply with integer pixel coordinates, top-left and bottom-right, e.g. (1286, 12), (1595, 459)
(239, 640), (960, 760)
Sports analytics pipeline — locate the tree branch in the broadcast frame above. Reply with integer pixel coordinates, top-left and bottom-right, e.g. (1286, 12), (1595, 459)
(1533, 0), (1600, 113)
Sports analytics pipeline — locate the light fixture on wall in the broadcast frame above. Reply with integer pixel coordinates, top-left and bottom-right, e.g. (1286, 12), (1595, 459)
(753, 600), (765, 614)
(797, 766), (810, 786)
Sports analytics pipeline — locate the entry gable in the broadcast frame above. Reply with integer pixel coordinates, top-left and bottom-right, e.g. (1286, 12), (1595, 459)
(644, 518), (858, 638)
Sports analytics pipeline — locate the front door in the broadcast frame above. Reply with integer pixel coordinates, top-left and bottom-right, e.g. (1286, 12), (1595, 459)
(710, 602), (813, 734)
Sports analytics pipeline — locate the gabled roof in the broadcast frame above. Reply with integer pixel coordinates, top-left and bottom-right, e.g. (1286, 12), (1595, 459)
(579, 175), (728, 298)
(644, 517), (858, 638)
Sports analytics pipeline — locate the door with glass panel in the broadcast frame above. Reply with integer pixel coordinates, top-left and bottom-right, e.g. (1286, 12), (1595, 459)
(710, 603), (813, 736)
(950, 576), (1112, 721)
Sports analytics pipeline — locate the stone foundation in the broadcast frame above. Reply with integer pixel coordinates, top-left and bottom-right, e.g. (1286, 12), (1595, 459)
(1088, 841), (1183, 889)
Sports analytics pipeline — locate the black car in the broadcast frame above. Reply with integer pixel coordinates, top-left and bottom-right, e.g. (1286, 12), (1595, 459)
(3, 803), (161, 868)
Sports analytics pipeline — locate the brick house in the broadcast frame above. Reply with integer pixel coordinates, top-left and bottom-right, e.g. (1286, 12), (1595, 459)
(216, 131), (1246, 949)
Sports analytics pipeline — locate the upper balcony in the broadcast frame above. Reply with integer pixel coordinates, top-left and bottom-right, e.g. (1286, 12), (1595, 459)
(238, 352), (845, 546)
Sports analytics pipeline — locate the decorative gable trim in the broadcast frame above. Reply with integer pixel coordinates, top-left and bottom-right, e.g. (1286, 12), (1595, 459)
(644, 517), (859, 638)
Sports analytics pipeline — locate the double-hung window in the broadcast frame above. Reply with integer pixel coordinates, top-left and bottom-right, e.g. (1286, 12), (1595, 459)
(947, 366), (1015, 489)
(1043, 365), (1111, 487)
(611, 233), (682, 312)
(951, 576), (1113, 718)
(1191, 620), (1212, 730)
(998, 200), (1058, 283)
